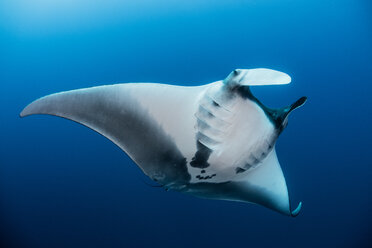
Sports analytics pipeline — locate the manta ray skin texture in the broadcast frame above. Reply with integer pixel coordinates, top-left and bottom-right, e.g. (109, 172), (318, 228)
(21, 68), (307, 216)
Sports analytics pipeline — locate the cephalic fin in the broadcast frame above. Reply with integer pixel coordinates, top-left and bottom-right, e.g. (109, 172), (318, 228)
(223, 68), (291, 88)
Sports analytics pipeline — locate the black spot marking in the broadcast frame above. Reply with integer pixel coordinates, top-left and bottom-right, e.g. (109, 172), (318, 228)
(195, 173), (217, 180)
(251, 156), (260, 164)
(201, 170), (206, 174)
(190, 141), (212, 169)
(235, 167), (246, 174)
(245, 163), (253, 169)
(212, 100), (220, 107)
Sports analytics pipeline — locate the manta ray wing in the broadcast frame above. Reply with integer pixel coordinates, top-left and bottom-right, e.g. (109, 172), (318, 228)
(20, 83), (207, 187)
(233, 148), (301, 216)
(183, 145), (300, 216)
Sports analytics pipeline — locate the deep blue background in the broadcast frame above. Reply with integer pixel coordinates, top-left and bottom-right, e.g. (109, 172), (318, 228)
(1, 0), (371, 247)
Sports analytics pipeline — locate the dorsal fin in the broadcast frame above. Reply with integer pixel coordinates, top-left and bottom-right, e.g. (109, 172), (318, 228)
(223, 68), (291, 88)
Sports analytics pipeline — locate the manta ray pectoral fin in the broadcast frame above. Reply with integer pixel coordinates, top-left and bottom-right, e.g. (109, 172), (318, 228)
(231, 148), (301, 216)
(185, 148), (302, 216)
(223, 68), (291, 88)
(20, 84), (192, 186)
(234, 148), (302, 217)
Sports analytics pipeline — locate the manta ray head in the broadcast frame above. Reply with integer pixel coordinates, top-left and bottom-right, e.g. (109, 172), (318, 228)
(236, 86), (307, 135)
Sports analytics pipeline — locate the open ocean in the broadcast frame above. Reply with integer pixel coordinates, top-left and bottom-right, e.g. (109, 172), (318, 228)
(0, 0), (371, 247)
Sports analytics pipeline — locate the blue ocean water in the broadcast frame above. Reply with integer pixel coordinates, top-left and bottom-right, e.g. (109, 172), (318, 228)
(0, 0), (371, 247)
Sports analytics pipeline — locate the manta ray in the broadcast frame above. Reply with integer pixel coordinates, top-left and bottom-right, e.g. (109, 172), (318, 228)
(21, 68), (307, 216)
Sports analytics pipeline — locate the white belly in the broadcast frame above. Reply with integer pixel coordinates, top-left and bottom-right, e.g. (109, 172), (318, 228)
(187, 82), (276, 183)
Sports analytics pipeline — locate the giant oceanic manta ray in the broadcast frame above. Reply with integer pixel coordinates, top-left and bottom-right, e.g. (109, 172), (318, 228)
(21, 68), (307, 216)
